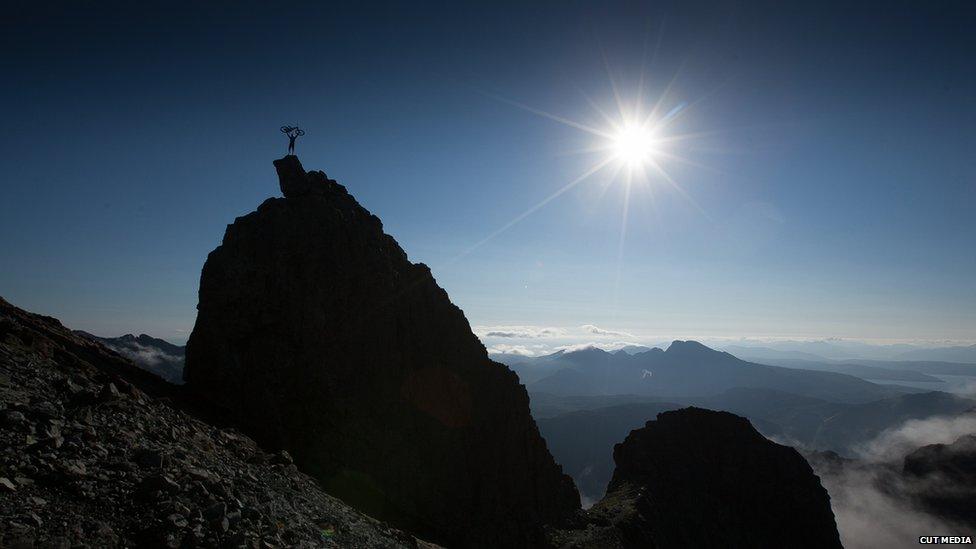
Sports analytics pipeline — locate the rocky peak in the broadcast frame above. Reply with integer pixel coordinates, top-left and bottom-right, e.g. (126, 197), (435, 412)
(567, 407), (843, 548)
(273, 155), (348, 200)
(663, 340), (715, 355)
(184, 156), (579, 547)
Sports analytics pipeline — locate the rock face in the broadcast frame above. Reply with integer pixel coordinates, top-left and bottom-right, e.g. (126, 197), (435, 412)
(561, 408), (843, 549)
(0, 296), (432, 548)
(184, 156), (580, 547)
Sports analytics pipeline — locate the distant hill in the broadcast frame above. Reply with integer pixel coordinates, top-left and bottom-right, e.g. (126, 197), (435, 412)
(719, 340), (931, 360)
(738, 357), (945, 382)
(500, 341), (910, 403)
(75, 331), (184, 384)
(752, 356), (976, 378)
(895, 344), (976, 364)
(614, 344), (654, 355)
(721, 345), (828, 361)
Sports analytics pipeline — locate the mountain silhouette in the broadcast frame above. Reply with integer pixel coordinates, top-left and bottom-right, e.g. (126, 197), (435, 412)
(549, 408), (843, 548)
(516, 340), (907, 403)
(184, 156), (579, 548)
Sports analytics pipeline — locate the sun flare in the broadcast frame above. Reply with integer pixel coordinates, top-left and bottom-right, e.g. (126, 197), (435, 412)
(610, 122), (659, 168)
(453, 73), (710, 265)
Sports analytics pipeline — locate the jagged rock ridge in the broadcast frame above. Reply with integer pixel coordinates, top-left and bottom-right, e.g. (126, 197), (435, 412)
(184, 156), (580, 548)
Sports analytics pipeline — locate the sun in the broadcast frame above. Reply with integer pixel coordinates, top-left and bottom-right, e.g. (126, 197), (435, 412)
(450, 74), (708, 264)
(610, 122), (659, 168)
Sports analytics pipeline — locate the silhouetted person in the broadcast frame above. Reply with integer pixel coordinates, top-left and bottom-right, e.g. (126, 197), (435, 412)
(281, 125), (305, 155)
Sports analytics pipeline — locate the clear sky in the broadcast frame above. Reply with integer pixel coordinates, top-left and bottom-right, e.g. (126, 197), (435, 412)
(2, 1), (974, 345)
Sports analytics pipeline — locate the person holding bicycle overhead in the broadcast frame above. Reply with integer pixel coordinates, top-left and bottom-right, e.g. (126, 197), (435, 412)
(281, 125), (305, 155)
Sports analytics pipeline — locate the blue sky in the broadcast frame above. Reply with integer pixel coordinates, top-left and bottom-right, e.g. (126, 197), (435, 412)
(1, 1), (974, 345)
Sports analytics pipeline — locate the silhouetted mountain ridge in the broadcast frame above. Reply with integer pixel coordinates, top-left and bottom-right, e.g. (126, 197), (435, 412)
(513, 339), (909, 403)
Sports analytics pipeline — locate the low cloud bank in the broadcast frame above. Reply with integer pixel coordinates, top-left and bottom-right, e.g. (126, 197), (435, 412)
(814, 413), (976, 549)
(486, 340), (645, 357)
(819, 461), (960, 549)
(105, 341), (183, 367)
(479, 326), (566, 339)
(580, 324), (635, 338)
(855, 414), (976, 463)
(477, 323), (652, 356)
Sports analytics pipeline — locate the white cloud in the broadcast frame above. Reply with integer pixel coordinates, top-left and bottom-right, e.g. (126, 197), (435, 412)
(854, 413), (976, 462)
(814, 412), (976, 548)
(476, 324), (653, 355)
(474, 325), (565, 339)
(580, 324), (636, 338)
(818, 460), (964, 549)
(105, 342), (182, 367)
(554, 341), (644, 353)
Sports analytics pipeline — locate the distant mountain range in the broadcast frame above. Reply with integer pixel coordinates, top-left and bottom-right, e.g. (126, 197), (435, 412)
(496, 341), (913, 403)
(895, 344), (976, 363)
(491, 341), (976, 504)
(74, 332), (185, 384)
(718, 341), (976, 362)
(742, 357), (975, 379)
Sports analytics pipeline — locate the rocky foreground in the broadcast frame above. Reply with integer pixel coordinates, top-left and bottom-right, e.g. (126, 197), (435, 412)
(0, 297), (435, 548)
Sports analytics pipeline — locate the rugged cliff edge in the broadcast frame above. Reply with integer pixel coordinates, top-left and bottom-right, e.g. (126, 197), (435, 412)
(550, 407), (843, 548)
(184, 156), (580, 548)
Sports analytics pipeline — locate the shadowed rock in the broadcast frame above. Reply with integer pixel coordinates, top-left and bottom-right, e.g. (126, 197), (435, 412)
(0, 296), (433, 548)
(551, 407), (843, 548)
(184, 156), (579, 548)
(904, 433), (976, 528)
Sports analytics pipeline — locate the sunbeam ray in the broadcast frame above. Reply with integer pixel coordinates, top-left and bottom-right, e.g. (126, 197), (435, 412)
(444, 156), (616, 266)
(476, 89), (613, 138)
